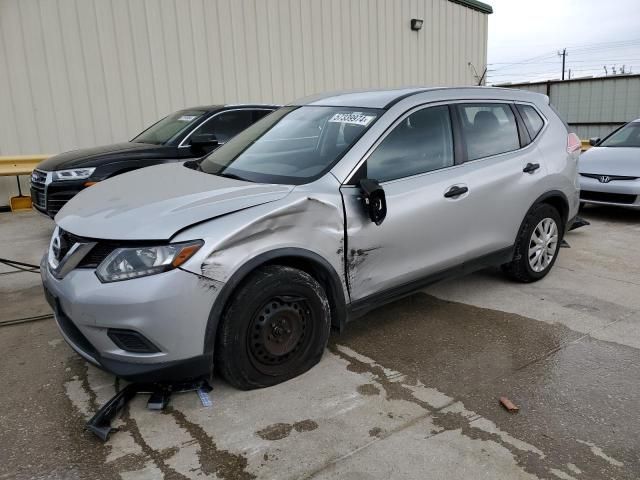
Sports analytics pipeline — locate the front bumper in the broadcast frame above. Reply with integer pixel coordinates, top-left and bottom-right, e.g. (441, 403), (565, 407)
(579, 176), (640, 209)
(41, 255), (219, 382)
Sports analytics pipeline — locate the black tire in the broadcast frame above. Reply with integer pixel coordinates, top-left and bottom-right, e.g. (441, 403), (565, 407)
(502, 204), (564, 283)
(215, 265), (331, 390)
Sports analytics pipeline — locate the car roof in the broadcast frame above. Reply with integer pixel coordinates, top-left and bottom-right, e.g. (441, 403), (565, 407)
(291, 86), (548, 109)
(180, 104), (280, 112)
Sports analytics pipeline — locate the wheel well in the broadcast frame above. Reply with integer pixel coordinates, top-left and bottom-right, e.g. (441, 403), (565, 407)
(539, 194), (569, 226)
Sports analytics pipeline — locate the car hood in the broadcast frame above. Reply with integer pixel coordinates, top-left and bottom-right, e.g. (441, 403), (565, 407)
(55, 163), (294, 240)
(579, 147), (640, 177)
(37, 142), (175, 170)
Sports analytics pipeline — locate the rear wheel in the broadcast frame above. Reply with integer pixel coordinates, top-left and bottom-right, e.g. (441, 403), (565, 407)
(503, 204), (563, 283)
(215, 265), (331, 390)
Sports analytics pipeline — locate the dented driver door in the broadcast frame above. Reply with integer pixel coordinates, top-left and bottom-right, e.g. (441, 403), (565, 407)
(339, 104), (473, 302)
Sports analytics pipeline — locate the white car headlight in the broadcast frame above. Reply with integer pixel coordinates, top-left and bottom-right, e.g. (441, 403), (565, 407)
(95, 241), (203, 283)
(53, 168), (96, 181)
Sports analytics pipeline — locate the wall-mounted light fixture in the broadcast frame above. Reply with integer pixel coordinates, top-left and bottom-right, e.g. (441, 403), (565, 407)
(410, 18), (424, 31)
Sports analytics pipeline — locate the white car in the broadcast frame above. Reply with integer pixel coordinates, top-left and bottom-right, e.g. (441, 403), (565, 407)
(580, 119), (640, 209)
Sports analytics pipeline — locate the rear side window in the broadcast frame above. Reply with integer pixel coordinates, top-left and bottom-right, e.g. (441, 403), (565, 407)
(365, 105), (454, 182)
(517, 104), (545, 139)
(458, 104), (520, 161)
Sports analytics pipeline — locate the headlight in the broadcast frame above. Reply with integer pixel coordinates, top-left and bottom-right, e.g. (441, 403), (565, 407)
(96, 241), (203, 283)
(53, 168), (96, 181)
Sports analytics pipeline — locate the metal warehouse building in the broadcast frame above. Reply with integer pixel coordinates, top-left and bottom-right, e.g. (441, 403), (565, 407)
(0, 0), (491, 157)
(501, 75), (640, 140)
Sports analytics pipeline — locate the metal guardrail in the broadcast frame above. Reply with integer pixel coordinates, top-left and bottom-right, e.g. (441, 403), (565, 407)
(0, 155), (50, 211)
(0, 155), (49, 176)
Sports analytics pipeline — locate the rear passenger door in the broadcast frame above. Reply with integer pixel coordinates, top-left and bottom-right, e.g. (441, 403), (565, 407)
(341, 104), (474, 301)
(451, 102), (546, 260)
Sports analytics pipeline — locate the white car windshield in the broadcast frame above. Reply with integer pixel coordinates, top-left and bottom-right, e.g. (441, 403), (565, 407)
(600, 122), (640, 148)
(199, 106), (382, 184)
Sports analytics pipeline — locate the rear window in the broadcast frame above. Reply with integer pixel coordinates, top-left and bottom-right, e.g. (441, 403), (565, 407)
(517, 104), (545, 139)
(458, 104), (520, 161)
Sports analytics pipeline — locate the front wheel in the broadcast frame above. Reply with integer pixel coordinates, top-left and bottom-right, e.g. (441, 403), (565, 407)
(503, 204), (563, 283)
(215, 265), (331, 390)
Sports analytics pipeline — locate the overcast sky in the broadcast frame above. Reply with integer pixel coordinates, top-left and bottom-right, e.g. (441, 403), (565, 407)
(486, 0), (640, 85)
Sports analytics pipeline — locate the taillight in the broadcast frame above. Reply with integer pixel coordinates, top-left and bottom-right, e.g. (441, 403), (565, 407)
(567, 133), (581, 154)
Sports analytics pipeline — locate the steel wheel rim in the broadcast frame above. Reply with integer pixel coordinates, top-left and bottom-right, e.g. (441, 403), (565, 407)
(248, 297), (309, 367)
(528, 217), (558, 273)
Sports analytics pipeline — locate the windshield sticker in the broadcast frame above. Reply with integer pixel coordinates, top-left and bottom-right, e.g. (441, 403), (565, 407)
(328, 112), (376, 126)
(178, 115), (198, 122)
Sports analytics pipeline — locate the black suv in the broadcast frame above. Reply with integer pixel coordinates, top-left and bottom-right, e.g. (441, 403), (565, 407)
(31, 104), (277, 217)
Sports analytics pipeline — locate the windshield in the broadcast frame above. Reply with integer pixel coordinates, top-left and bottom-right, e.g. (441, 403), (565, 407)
(199, 106), (383, 184)
(132, 110), (206, 145)
(600, 122), (640, 148)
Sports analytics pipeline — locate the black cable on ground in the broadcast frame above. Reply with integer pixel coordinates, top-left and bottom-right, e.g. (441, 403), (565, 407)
(0, 257), (41, 274)
(0, 313), (53, 328)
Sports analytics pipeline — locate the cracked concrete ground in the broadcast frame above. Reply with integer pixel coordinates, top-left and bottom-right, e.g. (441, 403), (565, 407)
(1, 206), (639, 479)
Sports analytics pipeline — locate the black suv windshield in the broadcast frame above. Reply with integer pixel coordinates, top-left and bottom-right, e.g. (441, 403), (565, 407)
(199, 106), (382, 184)
(132, 110), (206, 145)
(600, 122), (640, 148)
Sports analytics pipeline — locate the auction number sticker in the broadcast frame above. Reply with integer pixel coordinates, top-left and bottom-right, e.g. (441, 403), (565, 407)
(328, 112), (376, 126)
(178, 115), (198, 122)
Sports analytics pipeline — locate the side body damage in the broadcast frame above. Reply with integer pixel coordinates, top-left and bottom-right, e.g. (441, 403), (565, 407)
(175, 174), (349, 352)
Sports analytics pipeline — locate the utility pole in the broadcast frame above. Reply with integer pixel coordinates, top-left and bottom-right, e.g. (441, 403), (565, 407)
(558, 48), (567, 80)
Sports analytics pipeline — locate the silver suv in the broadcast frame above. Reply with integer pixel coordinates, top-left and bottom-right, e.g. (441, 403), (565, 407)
(41, 87), (581, 389)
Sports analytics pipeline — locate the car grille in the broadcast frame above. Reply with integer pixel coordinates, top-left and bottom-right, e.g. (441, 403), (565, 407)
(47, 191), (77, 216)
(580, 173), (638, 181)
(580, 190), (638, 205)
(56, 229), (116, 268)
(30, 169), (48, 210)
(58, 229), (163, 269)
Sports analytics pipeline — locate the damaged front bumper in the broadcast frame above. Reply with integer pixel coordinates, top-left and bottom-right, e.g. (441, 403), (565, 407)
(41, 254), (219, 382)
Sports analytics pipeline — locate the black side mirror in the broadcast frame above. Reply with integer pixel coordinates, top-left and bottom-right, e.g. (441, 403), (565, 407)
(589, 137), (601, 146)
(358, 178), (387, 225)
(190, 133), (219, 148)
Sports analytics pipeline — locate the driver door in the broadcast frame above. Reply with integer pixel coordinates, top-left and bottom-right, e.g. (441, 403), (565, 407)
(340, 104), (472, 301)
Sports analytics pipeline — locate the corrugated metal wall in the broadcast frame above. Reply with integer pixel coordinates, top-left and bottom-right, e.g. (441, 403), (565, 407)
(502, 76), (640, 140)
(0, 0), (488, 157)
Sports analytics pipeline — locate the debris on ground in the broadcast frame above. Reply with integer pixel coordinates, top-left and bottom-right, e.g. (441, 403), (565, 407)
(86, 379), (213, 441)
(499, 396), (520, 413)
(569, 216), (591, 231)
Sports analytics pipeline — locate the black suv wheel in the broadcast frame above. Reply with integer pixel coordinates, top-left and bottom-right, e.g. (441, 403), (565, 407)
(503, 203), (563, 283)
(215, 265), (331, 390)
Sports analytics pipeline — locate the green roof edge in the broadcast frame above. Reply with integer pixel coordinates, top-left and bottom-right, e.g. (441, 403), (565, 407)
(449, 0), (493, 14)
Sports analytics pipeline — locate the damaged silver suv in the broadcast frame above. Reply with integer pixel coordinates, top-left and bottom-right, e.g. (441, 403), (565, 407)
(41, 87), (581, 389)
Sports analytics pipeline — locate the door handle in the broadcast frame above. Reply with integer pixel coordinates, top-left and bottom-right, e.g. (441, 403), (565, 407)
(444, 185), (469, 198)
(523, 163), (540, 174)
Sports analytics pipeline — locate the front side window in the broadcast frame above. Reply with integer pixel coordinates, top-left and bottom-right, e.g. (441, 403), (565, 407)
(364, 106), (454, 182)
(198, 106), (382, 184)
(517, 104), (545, 139)
(191, 110), (254, 144)
(458, 104), (520, 161)
(132, 109), (206, 145)
(599, 122), (640, 148)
